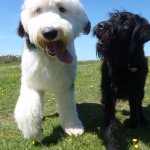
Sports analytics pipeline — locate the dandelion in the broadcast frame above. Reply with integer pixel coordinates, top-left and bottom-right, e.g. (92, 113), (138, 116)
(132, 138), (140, 150)
(32, 140), (36, 145)
(132, 138), (138, 143)
(32, 140), (39, 145)
(134, 144), (139, 149)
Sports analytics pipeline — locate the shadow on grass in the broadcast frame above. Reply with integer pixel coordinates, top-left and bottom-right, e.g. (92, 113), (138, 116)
(41, 102), (103, 146)
(41, 113), (66, 146)
(42, 126), (66, 146)
(117, 105), (150, 150)
(78, 103), (150, 150)
(77, 103), (104, 132)
(41, 103), (150, 149)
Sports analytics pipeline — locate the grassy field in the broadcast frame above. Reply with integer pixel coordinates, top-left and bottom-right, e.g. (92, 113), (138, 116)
(0, 61), (150, 150)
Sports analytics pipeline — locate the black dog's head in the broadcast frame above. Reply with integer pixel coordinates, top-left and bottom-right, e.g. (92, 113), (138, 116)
(93, 11), (150, 65)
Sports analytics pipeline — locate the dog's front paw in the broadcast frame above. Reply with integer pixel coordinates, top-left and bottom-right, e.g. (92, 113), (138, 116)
(62, 121), (84, 136)
(64, 126), (84, 136)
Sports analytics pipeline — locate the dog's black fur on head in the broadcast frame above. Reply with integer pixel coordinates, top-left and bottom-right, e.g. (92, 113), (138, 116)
(93, 10), (150, 150)
(17, 21), (36, 49)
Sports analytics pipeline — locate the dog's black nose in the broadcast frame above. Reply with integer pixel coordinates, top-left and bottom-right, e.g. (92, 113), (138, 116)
(43, 27), (58, 40)
(98, 23), (105, 30)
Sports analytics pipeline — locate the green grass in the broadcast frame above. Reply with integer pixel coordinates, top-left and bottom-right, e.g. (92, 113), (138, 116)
(0, 61), (150, 150)
(0, 62), (20, 67)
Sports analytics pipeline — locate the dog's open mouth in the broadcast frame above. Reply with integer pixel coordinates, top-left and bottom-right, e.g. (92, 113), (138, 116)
(45, 41), (73, 64)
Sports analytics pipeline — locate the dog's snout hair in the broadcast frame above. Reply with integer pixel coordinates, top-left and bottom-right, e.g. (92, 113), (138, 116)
(98, 21), (112, 30)
(93, 21), (114, 40)
(98, 23), (105, 29)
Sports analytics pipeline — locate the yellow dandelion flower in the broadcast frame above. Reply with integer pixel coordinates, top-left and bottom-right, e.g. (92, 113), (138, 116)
(132, 138), (138, 143)
(32, 140), (36, 145)
(134, 144), (139, 149)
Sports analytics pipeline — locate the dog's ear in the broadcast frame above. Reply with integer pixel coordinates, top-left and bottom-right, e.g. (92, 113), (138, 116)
(83, 21), (91, 35)
(131, 17), (150, 47)
(18, 21), (25, 38)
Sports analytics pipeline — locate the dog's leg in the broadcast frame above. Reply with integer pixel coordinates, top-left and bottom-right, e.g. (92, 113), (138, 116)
(125, 87), (149, 128)
(103, 96), (118, 150)
(101, 63), (118, 150)
(138, 112), (149, 126)
(55, 87), (84, 136)
(101, 62), (116, 127)
(124, 95), (139, 128)
(124, 90), (145, 128)
(138, 100), (149, 126)
(14, 85), (44, 142)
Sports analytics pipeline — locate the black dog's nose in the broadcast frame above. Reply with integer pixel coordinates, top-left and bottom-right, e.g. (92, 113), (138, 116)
(43, 27), (58, 40)
(97, 21), (113, 31)
(98, 23), (105, 29)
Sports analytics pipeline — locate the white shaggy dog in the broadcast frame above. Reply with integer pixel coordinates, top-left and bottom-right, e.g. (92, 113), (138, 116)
(14, 0), (90, 142)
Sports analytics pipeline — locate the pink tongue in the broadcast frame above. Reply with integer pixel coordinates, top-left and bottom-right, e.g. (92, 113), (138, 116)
(56, 49), (73, 64)
(47, 41), (73, 64)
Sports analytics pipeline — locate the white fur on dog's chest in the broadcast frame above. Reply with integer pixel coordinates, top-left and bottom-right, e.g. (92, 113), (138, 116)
(21, 46), (76, 92)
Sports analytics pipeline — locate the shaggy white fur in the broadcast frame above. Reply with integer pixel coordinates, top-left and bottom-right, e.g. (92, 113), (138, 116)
(14, 0), (90, 142)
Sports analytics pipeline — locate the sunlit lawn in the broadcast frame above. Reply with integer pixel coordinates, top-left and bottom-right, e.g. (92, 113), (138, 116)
(0, 61), (150, 150)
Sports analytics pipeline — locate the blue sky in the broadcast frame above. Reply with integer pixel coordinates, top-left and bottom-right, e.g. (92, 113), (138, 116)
(0, 0), (150, 61)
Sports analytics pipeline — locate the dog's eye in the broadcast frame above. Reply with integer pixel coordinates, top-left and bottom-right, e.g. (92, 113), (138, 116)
(36, 7), (42, 14)
(58, 7), (66, 13)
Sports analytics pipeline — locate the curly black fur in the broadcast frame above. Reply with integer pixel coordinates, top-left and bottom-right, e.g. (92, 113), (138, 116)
(93, 11), (150, 150)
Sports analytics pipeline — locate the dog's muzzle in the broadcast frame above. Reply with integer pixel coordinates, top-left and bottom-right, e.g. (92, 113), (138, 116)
(42, 27), (73, 64)
(42, 27), (59, 56)
(93, 21), (114, 46)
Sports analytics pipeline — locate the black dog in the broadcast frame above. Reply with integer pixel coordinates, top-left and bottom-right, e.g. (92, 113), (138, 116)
(93, 11), (150, 150)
